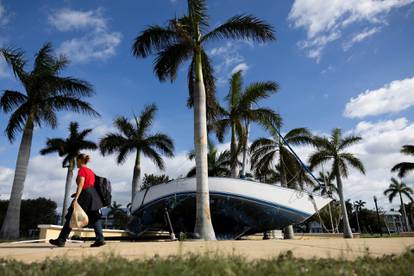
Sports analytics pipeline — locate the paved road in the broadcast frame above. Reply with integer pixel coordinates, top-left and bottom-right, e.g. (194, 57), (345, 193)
(0, 238), (413, 263)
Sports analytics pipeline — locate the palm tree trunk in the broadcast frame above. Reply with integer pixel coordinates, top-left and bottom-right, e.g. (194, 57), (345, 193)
(355, 209), (361, 233)
(61, 161), (74, 224)
(335, 168), (353, 238)
(193, 48), (216, 240)
(131, 152), (141, 204)
(399, 192), (411, 232)
(0, 120), (34, 239)
(328, 201), (335, 233)
(230, 123), (238, 178)
(241, 120), (250, 177)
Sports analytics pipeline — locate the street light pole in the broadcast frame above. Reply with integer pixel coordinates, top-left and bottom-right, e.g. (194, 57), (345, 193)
(373, 196), (383, 237)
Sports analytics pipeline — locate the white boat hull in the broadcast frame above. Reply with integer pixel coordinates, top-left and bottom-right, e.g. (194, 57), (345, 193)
(128, 177), (331, 239)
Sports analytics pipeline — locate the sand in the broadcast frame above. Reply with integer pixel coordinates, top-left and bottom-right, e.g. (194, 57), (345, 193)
(0, 238), (413, 263)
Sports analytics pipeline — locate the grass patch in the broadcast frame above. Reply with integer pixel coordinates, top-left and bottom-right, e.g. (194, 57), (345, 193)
(0, 250), (413, 275)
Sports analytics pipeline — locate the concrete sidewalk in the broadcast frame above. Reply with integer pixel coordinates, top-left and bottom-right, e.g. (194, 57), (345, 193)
(0, 238), (413, 263)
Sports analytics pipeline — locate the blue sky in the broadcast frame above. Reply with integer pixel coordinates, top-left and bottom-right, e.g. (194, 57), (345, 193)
(1, 0), (414, 210)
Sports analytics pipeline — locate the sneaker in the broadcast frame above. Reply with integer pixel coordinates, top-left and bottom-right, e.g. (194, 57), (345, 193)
(49, 239), (65, 247)
(90, 240), (106, 247)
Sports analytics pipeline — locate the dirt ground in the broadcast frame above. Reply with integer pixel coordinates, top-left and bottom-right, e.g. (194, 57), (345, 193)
(0, 238), (413, 263)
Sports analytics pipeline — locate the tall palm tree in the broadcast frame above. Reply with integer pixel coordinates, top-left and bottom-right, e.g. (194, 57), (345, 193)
(210, 70), (280, 177)
(132, 0), (275, 240)
(314, 171), (337, 233)
(309, 128), (365, 238)
(384, 178), (413, 232)
(353, 200), (366, 233)
(0, 43), (98, 239)
(391, 145), (414, 178)
(187, 140), (233, 177)
(40, 122), (97, 223)
(99, 104), (175, 203)
(250, 127), (314, 238)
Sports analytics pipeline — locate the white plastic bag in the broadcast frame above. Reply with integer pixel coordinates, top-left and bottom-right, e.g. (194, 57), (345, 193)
(69, 201), (89, 228)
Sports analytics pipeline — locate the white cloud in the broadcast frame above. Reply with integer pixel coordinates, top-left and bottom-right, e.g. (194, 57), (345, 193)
(231, 63), (249, 74)
(209, 42), (250, 85)
(48, 9), (106, 31)
(0, 1), (11, 27)
(288, 0), (414, 61)
(344, 76), (414, 118)
(49, 8), (121, 63)
(57, 32), (121, 63)
(343, 27), (381, 51)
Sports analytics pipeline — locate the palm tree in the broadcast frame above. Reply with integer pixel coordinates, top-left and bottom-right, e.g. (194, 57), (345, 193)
(99, 104), (175, 203)
(210, 70), (280, 177)
(314, 171), (337, 233)
(0, 43), (98, 239)
(384, 178), (413, 232)
(132, 0), (275, 240)
(40, 122), (97, 223)
(391, 145), (414, 178)
(250, 127), (314, 238)
(187, 140), (233, 177)
(353, 200), (366, 233)
(309, 128), (365, 238)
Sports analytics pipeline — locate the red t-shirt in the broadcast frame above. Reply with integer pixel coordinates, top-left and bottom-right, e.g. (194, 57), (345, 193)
(77, 166), (95, 190)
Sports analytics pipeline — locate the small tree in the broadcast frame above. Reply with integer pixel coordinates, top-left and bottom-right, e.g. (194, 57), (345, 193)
(353, 200), (366, 233)
(100, 105), (175, 203)
(309, 128), (365, 238)
(384, 178), (413, 232)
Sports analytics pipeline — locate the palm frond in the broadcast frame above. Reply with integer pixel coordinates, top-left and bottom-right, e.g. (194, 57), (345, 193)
(142, 146), (165, 170)
(154, 42), (193, 82)
(391, 162), (414, 178)
(146, 133), (175, 157)
(187, 0), (209, 28)
(49, 96), (100, 117)
(5, 103), (30, 141)
(132, 26), (178, 58)
(239, 81), (278, 109)
(0, 90), (28, 113)
(40, 138), (65, 156)
(0, 47), (27, 82)
(308, 150), (332, 171)
(137, 104), (157, 136)
(338, 135), (362, 151)
(99, 133), (128, 155)
(114, 117), (135, 138)
(202, 14), (275, 43)
(340, 153), (366, 175)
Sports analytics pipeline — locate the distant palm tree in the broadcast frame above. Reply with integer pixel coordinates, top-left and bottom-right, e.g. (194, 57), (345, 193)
(40, 122), (97, 223)
(210, 71), (280, 177)
(250, 127), (313, 189)
(99, 104), (174, 203)
(314, 171), (337, 233)
(132, 0), (275, 240)
(353, 200), (366, 233)
(187, 140), (233, 177)
(0, 43), (98, 239)
(384, 178), (413, 232)
(309, 128), (365, 239)
(391, 145), (414, 178)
